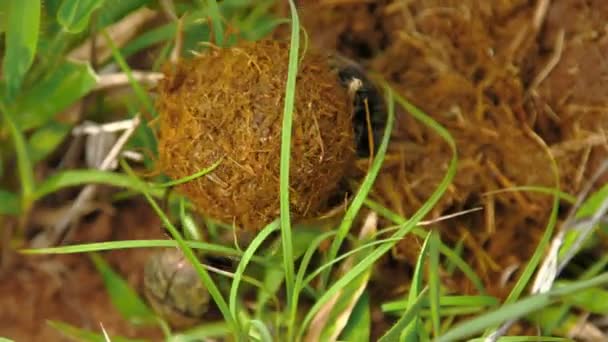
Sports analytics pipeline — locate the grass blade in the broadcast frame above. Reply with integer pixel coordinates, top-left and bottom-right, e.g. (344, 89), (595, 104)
(203, 0), (224, 46)
(89, 253), (156, 325)
(379, 231), (432, 342)
(2, 0), (40, 100)
(439, 273), (608, 342)
(428, 230), (441, 338)
(57, 0), (105, 33)
(229, 220), (279, 332)
(21, 239), (246, 258)
(280, 0), (300, 331)
(0, 107), (34, 213)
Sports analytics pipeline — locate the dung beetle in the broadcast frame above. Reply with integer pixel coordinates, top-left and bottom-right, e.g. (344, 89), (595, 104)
(329, 54), (387, 158)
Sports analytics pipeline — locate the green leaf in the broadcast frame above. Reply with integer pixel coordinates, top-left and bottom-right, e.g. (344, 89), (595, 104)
(339, 291), (371, 342)
(27, 122), (70, 162)
(0, 190), (20, 215)
(57, 0), (105, 33)
(15, 60), (98, 131)
(1, 108), (35, 211)
(88, 253), (156, 325)
(0, 337), (15, 342)
(48, 320), (146, 342)
(2, 0), (41, 100)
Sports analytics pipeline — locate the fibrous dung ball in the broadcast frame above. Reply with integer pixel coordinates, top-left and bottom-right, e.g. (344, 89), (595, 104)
(157, 40), (355, 230)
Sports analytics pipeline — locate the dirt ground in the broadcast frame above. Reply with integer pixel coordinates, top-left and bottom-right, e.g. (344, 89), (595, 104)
(2, 0), (608, 340)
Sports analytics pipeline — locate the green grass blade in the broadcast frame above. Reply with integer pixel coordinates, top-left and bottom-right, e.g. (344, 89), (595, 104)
(152, 158), (223, 188)
(248, 320), (273, 342)
(484, 186), (576, 204)
(382, 295), (499, 312)
(440, 273), (608, 342)
(33, 169), (154, 200)
(428, 230), (441, 338)
(57, 0), (105, 33)
(280, 0), (300, 328)
(88, 253), (156, 325)
(229, 220), (279, 331)
(3, 0), (40, 100)
(339, 291), (371, 342)
(379, 231), (432, 342)
(21, 239), (246, 257)
(0, 107), (35, 212)
(203, 0), (224, 46)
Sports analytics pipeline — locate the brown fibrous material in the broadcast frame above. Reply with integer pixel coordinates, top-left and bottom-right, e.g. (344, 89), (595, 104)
(157, 40), (355, 230)
(295, 0), (608, 299)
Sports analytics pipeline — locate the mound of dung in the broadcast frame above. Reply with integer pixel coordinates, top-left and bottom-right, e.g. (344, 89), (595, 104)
(156, 40), (355, 230)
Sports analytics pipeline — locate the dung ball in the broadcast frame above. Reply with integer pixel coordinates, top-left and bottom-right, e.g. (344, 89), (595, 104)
(157, 40), (356, 230)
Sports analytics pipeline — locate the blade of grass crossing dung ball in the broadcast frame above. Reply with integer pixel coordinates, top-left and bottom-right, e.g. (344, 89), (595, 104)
(120, 161), (240, 338)
(229, 220), (280, 333)
(0, 107), (34, 214)
(379, 231), (432, 342)
(280, 0), (300, 331)
(2, 0), (40, 100)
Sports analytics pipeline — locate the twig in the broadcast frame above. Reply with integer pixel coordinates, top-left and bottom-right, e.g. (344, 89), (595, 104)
(36, 116), (141, 247)
(94, 71), (164, 91)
